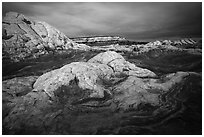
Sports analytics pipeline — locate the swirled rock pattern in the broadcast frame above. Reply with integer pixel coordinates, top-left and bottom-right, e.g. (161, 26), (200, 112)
(2, 50), (201, 134)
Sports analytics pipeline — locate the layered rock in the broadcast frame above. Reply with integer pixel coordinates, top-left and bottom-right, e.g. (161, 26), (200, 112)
(3, 50), (201, 134)
(113, 72), (193, 109)
(91, 44), (133, 52)
(131, 38), (202, 55)
(2, 12), (86, 62)
(174, 38), (196, 45)
(146, 39), (197, 46)
(71, 36), (126, 43)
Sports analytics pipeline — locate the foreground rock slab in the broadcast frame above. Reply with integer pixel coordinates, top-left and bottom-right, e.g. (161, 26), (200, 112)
(2, 51), (202, 134)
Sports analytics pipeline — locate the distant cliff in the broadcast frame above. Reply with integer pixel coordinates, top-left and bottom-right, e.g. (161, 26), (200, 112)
(71, 36), (126, 43)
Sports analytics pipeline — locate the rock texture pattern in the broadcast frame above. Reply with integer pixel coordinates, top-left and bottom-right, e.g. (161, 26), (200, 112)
(2, 50), (201, 134)
(2, 12), (202, 135)
(88, 51), (156, 77)
(2, 12), (201, 63)
(33, 51), (156, 98)
(33, 62), (114, 98)
(2, 12), (83, 62)
(32, 51), (195, 110)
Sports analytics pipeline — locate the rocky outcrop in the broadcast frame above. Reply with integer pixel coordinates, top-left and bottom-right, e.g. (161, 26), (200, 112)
(88, 51), (156, 77)
(3, 12), (201, 63)
(91, 44), (133, 52)
(146, 39), (197, 46)
(71, 36), (126, 43)
(2, 12), (86, 62)
(33, 51), (156, 98)
(113, 72), (194, 110)
(32, 51), (195, 111)
(131, 38), (202, 56)
(3, 50), (201, 134)
(33, 62), (114, 98)
(4, 51), (197, 111)
(174, 38), (196, 45)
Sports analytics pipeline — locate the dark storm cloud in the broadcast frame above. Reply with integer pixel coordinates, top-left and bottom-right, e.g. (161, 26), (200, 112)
(2, 2), (202, 41)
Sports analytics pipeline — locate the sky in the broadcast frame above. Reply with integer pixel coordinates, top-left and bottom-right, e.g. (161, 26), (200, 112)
(2, 2), (202, 41)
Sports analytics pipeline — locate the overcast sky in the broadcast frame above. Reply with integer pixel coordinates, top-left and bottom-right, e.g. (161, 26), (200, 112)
(2, 2), (202, 41)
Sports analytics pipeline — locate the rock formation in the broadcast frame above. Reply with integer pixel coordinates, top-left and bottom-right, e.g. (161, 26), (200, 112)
(174, 38), (196, 45)
(2, 12), (85, 62)
(33, 51), (156, 98)
(2, 12), (201, 63)
(146, 39), (197, 46)
(71, 36), (126, 43)
(2, 11), (202, 135)
(2, 50), (201, 134)
(32, 51), (194, 110)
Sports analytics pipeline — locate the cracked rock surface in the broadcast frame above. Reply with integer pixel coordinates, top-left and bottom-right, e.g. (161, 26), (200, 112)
(2, 12), (83, 62)
(33, 51), (156, 99)
(2, 50), (201, 134)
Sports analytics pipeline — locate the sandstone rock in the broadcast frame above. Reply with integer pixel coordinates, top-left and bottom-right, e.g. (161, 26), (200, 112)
(3, 71), (201, 134)
(33, 62), (114, 98)
(113, 76), (160, 110)
(3, 90), (51, 134)
(73, 43), (91, 50)
(90, 44), (133, 52)
(3, 76), (39, 97)
(71, 36), (126, 43)
(136, 38), (201, 56)
(88, 51), (156, 77)
(2, 12), (88, 62)
(33, 51), (156, 100)
(112, 71), (194, 110)
(174, 38), (196, 45)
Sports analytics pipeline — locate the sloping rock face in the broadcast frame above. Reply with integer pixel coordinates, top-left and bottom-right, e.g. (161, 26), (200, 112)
(2, 12), (83, 62)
